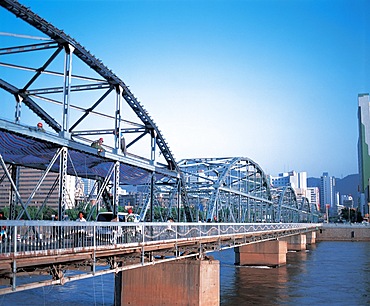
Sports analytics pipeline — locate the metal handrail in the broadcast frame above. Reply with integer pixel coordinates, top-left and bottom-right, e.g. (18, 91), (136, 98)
(0, 220), (321, 255)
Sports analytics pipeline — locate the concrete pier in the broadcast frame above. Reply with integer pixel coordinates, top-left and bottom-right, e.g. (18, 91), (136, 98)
(306, 231), (316, 244)
(235, 240), (288, 267)
(115, 258), (219, 306)
(281, 234), (307, 251)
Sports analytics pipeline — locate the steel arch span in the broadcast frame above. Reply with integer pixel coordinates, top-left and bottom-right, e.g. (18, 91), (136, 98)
(0, 0), (194, 221)
(0, 0), (176, 170)
(272, 186), (320, 223)
(0, 1), (319, 224)
(273, 186), (300, 223)
(299, 196), (320, 223)
(178, 157), (273, 223)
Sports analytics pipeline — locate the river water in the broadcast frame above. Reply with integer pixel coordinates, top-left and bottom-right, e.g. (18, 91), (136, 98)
(0, 241), (369, 305)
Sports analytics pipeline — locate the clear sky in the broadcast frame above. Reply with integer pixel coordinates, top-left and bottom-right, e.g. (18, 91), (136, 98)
(1, 0), (370, 178)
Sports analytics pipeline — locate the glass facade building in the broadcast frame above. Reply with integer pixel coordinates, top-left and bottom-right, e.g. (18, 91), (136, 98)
(358, 94), (370, 217)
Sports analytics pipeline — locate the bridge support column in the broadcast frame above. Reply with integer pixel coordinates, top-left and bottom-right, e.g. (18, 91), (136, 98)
(306, 231), (316, 245)
(235, 240), (287, 267)
(114, 258), (219, 306)
(281, 234), (307, 251)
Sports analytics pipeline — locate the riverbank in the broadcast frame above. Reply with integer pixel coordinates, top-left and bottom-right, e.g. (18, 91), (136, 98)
(316, 223), (370, 241)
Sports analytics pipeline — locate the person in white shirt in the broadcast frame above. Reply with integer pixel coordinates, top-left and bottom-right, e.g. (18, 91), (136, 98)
(76, 211), (86, 222)
(74, 211), (86, 247)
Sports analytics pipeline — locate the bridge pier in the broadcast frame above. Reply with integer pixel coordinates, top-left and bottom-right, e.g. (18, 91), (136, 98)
(306, 231), (316, 245)
(114, 257), (219, 306)
(280, 234), (307, 251)
(234, 240), (288, 267)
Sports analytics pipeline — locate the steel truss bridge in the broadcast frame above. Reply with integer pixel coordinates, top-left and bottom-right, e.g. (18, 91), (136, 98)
(0, 0), (320, 225)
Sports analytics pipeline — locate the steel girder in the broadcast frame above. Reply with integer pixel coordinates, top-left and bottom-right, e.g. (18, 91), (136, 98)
(178, 157), (273, 223)
(0, 0), (194, 221)
(0, 0), (178, 170)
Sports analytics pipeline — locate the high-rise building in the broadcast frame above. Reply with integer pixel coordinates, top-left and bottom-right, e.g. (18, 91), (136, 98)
(307, 187), (320, 211)
(0, 166), (77, 215)
(320, 172), (336, 215)
(358, 93), (370, 217)
(82, 178), (97, 198)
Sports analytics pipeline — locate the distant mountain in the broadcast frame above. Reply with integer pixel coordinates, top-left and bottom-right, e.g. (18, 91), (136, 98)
(307, 177), (320, 188)
(335, 174), (359, 197)
(307, 174), (359, 197)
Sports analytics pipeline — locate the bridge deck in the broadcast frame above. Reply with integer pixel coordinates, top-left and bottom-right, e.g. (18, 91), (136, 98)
(0, 221), (321, 294)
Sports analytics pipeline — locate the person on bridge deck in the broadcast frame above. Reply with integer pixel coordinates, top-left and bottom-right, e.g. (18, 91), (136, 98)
(51, 214), (59, 241)
(166, 216), (174, 232)
(0, 211), (6, 243)
(126, 208), (135, 222)
(74, 211), (86, 247)
(91, 138), (104, 155)
(76, 211), (86, 222)
(37, 122), (45, 132)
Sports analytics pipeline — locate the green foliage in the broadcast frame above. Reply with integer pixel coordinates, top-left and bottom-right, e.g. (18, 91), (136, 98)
(340, 207), (364, 223)
(0, 206), (58, 220)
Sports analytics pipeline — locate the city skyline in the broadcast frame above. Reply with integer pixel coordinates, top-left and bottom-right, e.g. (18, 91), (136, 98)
(1, 0), (369, 178)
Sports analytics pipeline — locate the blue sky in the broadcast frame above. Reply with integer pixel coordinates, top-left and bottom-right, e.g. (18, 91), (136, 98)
(1, 0), (370, 178)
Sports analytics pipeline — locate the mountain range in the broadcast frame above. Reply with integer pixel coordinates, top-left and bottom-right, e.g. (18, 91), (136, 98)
(307, 174), (359, 197)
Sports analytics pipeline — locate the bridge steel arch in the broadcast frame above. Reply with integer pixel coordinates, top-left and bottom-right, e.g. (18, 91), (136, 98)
(274, 186), (300, 223)
(0, 1), (319, 224)
(0, 0), (177, 169)
(299, 196), (320, 223)
(178, 157), (273, 223)
(0, 0), (192, 221)
(273, 186), (320, 223)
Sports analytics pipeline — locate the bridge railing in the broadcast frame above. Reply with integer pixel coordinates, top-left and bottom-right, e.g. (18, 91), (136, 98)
(0, 220), (321, 255)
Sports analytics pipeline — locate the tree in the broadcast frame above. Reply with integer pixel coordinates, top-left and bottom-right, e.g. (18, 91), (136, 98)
(340, 207), (363, 223)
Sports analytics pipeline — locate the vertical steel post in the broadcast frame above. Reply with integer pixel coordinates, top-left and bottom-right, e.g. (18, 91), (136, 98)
(61, 44), (74, 139)
(150, 173), (155, 222)
(246, 165), (250, 222)
(14, 94), (22, 123)
(238, 166), (242, 222)
(177, 178), (181, 222)
(112, 161), (120, 215)
(93, 226), (96, 275)
(114, 86), (122, 154)
(11, 226), (17, 291)
(150, 130), (156, 165)
(58, 147), (68, 220)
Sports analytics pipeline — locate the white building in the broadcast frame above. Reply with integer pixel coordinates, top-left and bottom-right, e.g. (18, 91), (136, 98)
(307, 187), (320, 211)
(270, 171), (307, 189)
(270, 171), (309, 203)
